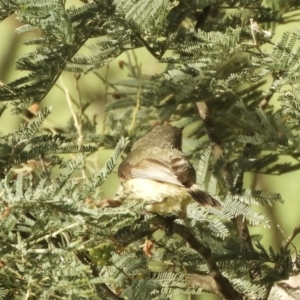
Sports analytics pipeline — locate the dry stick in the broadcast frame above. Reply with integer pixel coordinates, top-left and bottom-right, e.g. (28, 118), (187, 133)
(73, 74), (89, 179)
(60, 77), (83, 145)
(60, 76), (88, 179)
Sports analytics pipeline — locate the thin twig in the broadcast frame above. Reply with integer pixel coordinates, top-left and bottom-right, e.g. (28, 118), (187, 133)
(60, 77), (83, 145)
(60, 76), (87, 178)
(28, 222), (80, 246)
(250, 18), (258, 47)
(128, 63), (142, 135)
(73, 74), (88, 179)
(126, 51), (137, 78)
(102, 65), (110, 134)
(282, 223), (300, 250)
(93, 69), (118, 91)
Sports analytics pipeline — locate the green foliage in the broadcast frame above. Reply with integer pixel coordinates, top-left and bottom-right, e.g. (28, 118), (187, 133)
(0, 127), (128, 299)
(0, 0), (300, 299)
(0, 107), (97, 174)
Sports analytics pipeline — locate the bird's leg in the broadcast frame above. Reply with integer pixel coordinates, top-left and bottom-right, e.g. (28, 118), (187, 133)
(163, 215), (178, 236)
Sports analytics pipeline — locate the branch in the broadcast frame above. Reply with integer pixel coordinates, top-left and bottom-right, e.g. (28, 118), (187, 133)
(75, 251), (124, 300)
(114, 217), (161, 247)
(150, 216), (243, 300)
(263, 221), (300, 300)
(172, 222), (243, 300)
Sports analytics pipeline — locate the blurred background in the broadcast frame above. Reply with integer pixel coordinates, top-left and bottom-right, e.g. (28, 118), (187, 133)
(0, 1), (299, 299)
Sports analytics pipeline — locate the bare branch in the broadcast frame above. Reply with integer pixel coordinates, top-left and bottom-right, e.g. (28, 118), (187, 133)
(263, 221), (300, 300)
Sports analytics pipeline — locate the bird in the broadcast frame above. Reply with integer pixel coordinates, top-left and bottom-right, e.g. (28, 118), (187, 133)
(117, 124), (221, 218)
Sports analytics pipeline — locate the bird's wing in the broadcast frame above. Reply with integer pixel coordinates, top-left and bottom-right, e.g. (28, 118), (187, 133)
(130, 158), (221, 208)
(130, 157), (196, 188)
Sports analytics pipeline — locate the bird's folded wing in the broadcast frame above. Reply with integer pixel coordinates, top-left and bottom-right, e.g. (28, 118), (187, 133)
(130, 158), (186, 187)
(130, 158), (221, 208)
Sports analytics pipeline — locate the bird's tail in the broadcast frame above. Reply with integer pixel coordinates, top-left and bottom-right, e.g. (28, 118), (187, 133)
(189, 184), (221, 208)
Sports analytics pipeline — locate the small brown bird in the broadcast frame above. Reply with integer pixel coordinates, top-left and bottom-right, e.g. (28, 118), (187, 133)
(118, 124), (220, 218)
